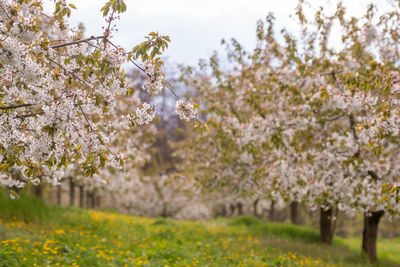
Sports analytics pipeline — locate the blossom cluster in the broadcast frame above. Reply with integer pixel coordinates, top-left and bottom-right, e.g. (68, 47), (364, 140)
(175, 100), (199, 122)
(142, 60), (164, 95)
(133, 103), (156, 125)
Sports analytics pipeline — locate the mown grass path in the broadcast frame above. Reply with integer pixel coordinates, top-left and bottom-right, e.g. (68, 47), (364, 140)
(0, 193), (399, 266)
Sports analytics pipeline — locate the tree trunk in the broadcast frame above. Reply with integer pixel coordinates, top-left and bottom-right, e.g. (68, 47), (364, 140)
(268, 200), (275, 221)
(33, 184), (43, 198)
(90, 192), (95, 209)
(320, 207), (336, 244)
(161, 202), (168, 217)
(96, 194), (101, 209)
(253, 198), (259, 218)
(79, 186), (84, 208)
(290, 201), (301, 225)
(230, 203), (235, 217)
(56, 184), (62, 205)
(86, 191), (91, 209)
(362, 210), (384, 262)
(221, 205), (227, 217)
(237, 202), (243, 215)
(69, 177), (75, 206)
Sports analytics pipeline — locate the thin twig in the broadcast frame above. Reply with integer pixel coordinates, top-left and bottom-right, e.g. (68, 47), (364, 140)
(48, 58), (89, 86)
(319, 70), (343, 76)
(84, 40), (103, 51)
(0, 3), (11, 21)
(16, 111), (44, 119)
(104, 10), (115, 39)
(50, 36), (105, 49)
(327, 115), (344, 121)
(0, 103), (35, 110)
(40, 12), (56, 22)
(77, 104), (94, 132)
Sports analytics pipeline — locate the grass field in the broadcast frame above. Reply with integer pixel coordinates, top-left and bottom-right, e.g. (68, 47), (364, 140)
(0, 192), (399, 267)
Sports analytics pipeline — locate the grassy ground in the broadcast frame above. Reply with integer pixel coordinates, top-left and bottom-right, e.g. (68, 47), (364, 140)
(0, 192), (399, 267)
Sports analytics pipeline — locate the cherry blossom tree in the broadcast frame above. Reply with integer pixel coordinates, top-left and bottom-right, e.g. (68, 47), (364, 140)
(176, 1), (400, 262)
(0, 0), (201, 195)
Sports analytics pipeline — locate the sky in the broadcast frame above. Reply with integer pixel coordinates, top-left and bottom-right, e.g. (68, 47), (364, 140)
(43, 0), (393, 67)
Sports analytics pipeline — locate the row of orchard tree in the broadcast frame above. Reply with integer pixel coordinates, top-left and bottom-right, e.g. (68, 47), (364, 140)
(175, 1), (400, 262)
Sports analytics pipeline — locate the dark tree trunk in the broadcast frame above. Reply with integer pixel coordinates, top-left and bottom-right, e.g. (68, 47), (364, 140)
(362, 210), (384, 262)
(237, 202), (243, 215)
(33, 184), (43, 198)
(253, 198), (260, 218)
(161, 203), (168, 217)
(96, 194), (101, 209)
(56, 184), (62, 205)
(221, 205), (227, 217)
(320, 207), (336, 244)
(69, 177), (75, 206)
(268, 200), (275, 221)
(86, 191), (91, 209)
(79, 186), (84, 208)
(90, 192), (95, 209)
(290, 201), (301, 225)
(230, 203), (235, 217)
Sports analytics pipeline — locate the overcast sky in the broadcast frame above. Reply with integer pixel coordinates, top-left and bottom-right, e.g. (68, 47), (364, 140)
(44, 0), (393, 66)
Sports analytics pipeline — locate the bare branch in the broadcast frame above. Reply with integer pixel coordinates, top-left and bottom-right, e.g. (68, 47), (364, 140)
(16, 111), (44, 119)
(317, 114), (345, 134)
(319, 70), (343, 76)
(327, 115), (344, 121)
(0, 103), (35, 110)
(40, 12), (56, 22)
(104, 10), (115, 39)
(0, 3), (12, 21)
(50, 36), (105, 49)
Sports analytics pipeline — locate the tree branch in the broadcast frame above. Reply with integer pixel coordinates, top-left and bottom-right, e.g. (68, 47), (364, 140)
(40, 12), (56, 22)
(103, 38), (182, 100)
(349, 114), (360, 158)
(16, 111), (44, 119)
(0, 3), (12, 21)
(0, 103), (35, 110)
(319, 70), (343, 76)
(50, 36), (105, 49)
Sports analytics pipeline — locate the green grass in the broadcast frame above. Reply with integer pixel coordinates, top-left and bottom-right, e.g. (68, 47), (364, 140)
(228, 216), (320, 243)
(0, 193), (399, 266)
(339, 237), (400, 264)
(0, 191), (60, 224)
